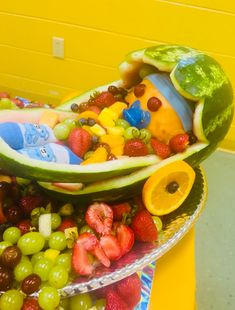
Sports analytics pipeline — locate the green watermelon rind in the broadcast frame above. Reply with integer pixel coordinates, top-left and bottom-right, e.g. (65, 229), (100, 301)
(38, 143), (207, 203)
(0, 138), (160, 183)
(143, 45), (197, 72)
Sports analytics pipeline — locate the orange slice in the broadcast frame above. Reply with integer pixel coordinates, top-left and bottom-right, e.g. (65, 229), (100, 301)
(143, 161), (195, 215)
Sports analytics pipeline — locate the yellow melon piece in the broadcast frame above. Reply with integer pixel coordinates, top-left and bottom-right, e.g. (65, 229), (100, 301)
(39, 110), (59, 128)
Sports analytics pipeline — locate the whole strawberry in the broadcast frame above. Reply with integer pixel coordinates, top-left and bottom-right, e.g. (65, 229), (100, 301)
(93, 91), (116, 108)
(19, 195), (45, 215)
(116, 273), (142, 308)
(57, 218), (77, 232)
(151, 138), (171, 159)
(112, 202), (131, 221)
(131, 209), (158, 242)
(124, 139), (148, 157)
(68, 128), (92, 158)
(169, 133), (189, 153)
(105, 290), (129, 310)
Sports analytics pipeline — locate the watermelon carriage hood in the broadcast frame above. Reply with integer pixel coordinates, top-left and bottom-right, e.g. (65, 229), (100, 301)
(0, 45), (233, 202)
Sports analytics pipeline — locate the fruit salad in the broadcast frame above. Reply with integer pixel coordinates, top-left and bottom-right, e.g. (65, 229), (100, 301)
(0, 176), (158, 309)
(0, 44), (233, 309)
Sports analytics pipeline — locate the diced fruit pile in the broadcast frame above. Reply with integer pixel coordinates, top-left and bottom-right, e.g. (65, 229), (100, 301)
(58, 84), (196, 163)
(0, 83), (197, 166)
(0, 177), (161, 309)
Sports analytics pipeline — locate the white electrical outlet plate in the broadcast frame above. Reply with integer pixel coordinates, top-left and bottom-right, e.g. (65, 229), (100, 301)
(52, 37), (64, 59)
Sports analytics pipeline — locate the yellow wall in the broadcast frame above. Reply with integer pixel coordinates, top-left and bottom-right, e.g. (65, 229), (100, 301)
(0, 0), (234, 145)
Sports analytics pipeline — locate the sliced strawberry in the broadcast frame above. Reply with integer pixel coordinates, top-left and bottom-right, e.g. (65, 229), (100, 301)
(124, 138), (148, 157)
(116, 273), (142, 308)
(116, 224), (134, 256)
(131, 209), (158, 242)
(85, 203), (113, 235)
(72, 238), (94, 276)
(68, 128), (92, 158)
(112, 203), (131, 221)
(100, 235), (122, 261)
(93, 91), (116, 108)
(169, 133), (189, 153)
(151, 138), (171, 159)
(72, 233), (110, 275)
(19, 195), (46, 215)
(105, 290), (129, 310)
(58, 218), (77, 232)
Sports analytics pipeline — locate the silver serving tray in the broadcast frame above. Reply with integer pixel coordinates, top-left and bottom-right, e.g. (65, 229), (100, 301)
(46, 166), (207, 298)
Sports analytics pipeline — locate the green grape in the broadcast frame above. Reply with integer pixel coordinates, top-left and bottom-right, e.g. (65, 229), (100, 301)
(14, 260), (33, 282)
(53, 123), (71, 140)
(139, 128), (152, 143)
(70, 293), (92, 310)
(51, 213), (62, 230)
(0, 241), (12, 255)
(34, 257), (54, 282)
(55, 253), (71, 272)
(0, 98), (14, 109)
(124, 126), (140, 140)
(84, 151), (94, 160)
(152, 216), (163, 232)
(17, 232), (45, 255)
(31, 251), (44, 266)
(48, 265), (68, 289)
(20, 255), (30, 263)
(38, 286), (60, 310)
(115, 119), (130, 129)
(79, 225), (95, 235)
(63, 118), (77, 130)
(3, 227), (21, 244)
(146, 142), (154, 154)
(95, 298), (106, 310)
(0, 290), (24, 310)
(49, 232), (67, 251)
(59, 298), (70, 310)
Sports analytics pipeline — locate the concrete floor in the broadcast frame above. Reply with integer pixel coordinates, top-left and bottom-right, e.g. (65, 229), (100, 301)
(196, 150), (235, 310)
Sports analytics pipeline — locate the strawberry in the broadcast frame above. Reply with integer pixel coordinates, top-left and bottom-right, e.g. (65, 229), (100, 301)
(85, 203), (113, 235)
(68, 128), (92, 158)
(22, 298), (42, 310)
(19, 195), (45, 215)
(105, 290), (129, 310)
(151, 138), (171, 159)
(11, 98), (24, 108)
(100, 235), (122, 261)
(124, 139), (148, 157)
(112, 202), (131, 221)
(17, 219), (33, 235)
(169, 133), (189, 153)
(93, 91), (116, 108)
(131, 209), (158, 242)
(116, 224), (134, 255)
(0, 92), (10, 99)
(116, 273), (142, 308)
(87, 105), (101, 114)
(58, 218), (77, 232)
(72, 232), (110, 275)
